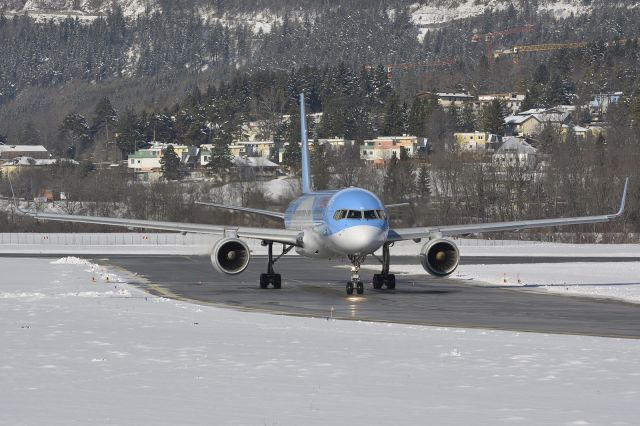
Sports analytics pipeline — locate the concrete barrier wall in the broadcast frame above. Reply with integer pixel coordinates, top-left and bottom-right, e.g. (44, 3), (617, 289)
(0, 233), (265, 255)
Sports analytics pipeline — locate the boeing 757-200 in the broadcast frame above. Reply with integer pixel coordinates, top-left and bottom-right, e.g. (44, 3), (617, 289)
(13, 94), (628, 295)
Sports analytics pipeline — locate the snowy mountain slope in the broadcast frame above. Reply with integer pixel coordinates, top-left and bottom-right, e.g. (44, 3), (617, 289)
(5, 0), (638, 27)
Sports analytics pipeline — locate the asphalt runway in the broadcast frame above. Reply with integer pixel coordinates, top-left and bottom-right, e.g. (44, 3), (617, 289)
(98, 254), (640, 339)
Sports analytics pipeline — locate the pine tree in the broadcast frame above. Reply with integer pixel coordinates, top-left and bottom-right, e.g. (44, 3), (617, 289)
(282, 142), (301, 173)
(92, 97), (118, 140)
(59, 113), (91, 158)
(383, 151), (400, 202)
(481, 99), (507, 136)
(205, 135), (233, 178)
(160, 145), (181, 181)
(417, 165), (431, 200)
(114, 107), (144, 154)
(460, 103), (477, 131)
(311, 140), (330, 190)
(18, 122), (42, 145)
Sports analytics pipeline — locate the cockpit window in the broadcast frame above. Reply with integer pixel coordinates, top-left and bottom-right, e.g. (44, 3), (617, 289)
(334, 209), (387, 220)
(363, 210), (378, 219)
(333, 209), (347, 220)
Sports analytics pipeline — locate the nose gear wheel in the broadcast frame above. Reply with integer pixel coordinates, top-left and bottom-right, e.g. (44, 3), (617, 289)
(346, 255), (367, 295)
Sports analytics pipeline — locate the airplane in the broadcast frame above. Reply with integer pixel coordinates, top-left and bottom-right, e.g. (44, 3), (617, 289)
(11, 93), (629, 295)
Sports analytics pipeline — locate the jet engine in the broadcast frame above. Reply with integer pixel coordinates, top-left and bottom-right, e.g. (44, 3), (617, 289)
(420, 239), (460, 277)
(211, 238), (251, 275)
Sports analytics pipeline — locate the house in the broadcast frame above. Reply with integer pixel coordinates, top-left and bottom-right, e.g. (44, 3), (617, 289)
(0, 145), (49, 160)
(1, 157), (78, 175)
(492, 137), (537, 169)
(589, 92), (623, 116)
(453, 132), (500, 151)
(560, 125), (592, 142)
(505, 108), (571, 137)
(360, 136), (427, 165)
(505, 115), (542, 137)
(417, 92), (475, 107)
(317, 138), (355, 152)
(239, 141), (274, 158)
(477, 93), (525, 114)
(232, 156), (279, 181)
(127, 142), (196, 173)
(128, 147), (162, 172)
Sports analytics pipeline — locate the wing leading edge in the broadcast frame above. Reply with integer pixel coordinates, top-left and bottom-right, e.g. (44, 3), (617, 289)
(195, 201), (285, 220)
(17, 210), (300, 246)
(388, 178), (629, 242)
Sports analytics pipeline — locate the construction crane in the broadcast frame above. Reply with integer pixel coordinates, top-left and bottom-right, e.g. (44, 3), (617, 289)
(471, 25), (536, 60)
(493, 41), (589, 60)
(365, 59), (456, 79)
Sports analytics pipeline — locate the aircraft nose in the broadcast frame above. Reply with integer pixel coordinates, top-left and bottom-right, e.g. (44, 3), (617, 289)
(333, 225), (387, 254)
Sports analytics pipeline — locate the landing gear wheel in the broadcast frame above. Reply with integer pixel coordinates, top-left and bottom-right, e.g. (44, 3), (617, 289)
(273, 274), (282, 289)
(385, 274), (396, 290)
(260, 242), (293, 290)
(356, 281), (364, 295)
(372, 274), (383, 289)
(346, 281), (354, 295)
(259, 273), (269, 289)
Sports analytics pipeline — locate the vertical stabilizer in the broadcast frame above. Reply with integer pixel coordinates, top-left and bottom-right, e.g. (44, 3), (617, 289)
(299, 92), (313, 193)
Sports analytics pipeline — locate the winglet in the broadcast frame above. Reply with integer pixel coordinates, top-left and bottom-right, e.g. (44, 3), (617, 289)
(299, 92), (312, 194)
(614, 177), (629, 217)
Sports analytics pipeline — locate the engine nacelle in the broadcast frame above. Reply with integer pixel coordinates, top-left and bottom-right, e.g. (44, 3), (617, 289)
(211, 238), (251, 275)
(420, 239), (460, 277)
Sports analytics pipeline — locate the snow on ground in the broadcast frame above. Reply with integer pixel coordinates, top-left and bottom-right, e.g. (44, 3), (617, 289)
(361, 262), (640, 304)
(385, 238), (640, 257)
(1, 257), (640, 425)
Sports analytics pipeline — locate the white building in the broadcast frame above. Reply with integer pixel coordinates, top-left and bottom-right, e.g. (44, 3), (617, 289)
(492, 137), (537, 169)
(0, 145), (49, 160)
(127, 143), (196, 172)
(477, 93), (525, 114)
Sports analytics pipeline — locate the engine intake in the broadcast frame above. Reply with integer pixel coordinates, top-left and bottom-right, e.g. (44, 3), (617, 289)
(420, 239), (459, 277)
(211, 238), (251, 275)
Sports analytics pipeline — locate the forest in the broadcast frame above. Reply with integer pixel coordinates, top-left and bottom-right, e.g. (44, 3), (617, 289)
(0, 1), (640, 238)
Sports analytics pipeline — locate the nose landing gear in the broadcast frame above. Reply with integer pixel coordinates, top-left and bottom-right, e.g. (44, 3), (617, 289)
(347, 255), (366, 295)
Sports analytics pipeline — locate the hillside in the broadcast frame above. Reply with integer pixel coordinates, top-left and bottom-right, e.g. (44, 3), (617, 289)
(0, 0), (639, 144)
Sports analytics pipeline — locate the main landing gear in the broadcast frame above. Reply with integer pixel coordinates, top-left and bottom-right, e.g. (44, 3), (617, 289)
(260, 241), (293, 289)
(372, 243), (396, 290)
(346, 255), (366, 295)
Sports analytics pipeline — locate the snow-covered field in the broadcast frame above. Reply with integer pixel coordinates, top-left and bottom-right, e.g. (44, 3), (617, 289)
(1, 257), (640, 425)
(361, 261), (640, 304)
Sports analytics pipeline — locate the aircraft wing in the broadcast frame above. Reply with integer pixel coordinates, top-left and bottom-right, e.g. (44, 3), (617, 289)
(387, 178), (629, 242)
(195, 201), (285, 219)
(18, 210), (301, 246)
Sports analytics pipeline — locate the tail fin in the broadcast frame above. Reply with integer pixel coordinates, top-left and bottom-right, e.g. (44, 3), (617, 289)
(299, 92), (312, 194)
